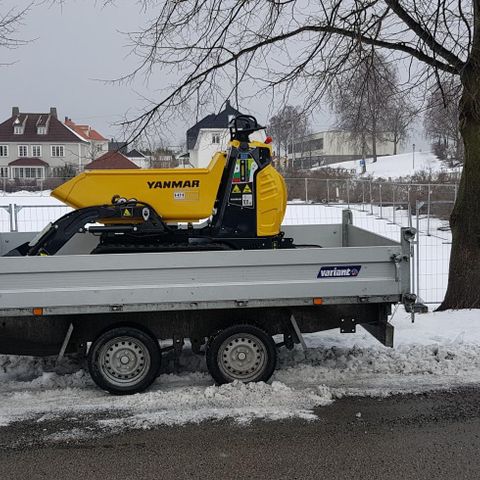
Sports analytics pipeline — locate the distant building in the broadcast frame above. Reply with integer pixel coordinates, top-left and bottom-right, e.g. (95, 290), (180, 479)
(126, 149), (151, 169)
(0, 107), (90, 180)
(85, 151), (139, 170)
(64, 117), (108, 167)
(186, 100), (265, 168)
(287, 131), (395, 169)
(108, 140), (128, 155)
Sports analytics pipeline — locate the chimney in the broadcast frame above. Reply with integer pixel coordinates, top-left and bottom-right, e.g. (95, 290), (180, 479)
(50, 107), (57, 118)
(12, 107), (19, 117)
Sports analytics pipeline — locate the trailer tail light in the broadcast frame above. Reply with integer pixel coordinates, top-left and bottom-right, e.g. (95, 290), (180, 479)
(33, 307), (44, 316)
(313, 298), (323, 305)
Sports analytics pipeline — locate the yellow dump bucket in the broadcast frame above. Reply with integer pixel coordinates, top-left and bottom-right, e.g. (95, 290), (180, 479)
(52, 153), (226, 222)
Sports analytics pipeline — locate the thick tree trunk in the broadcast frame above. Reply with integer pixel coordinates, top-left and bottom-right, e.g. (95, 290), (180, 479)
(438, 61), (480, 310)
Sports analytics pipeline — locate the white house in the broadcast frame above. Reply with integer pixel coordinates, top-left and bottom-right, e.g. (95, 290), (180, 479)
(186, 101), (266, 168)
(126, 149), (151, 169)
(64, 117), (109, 168)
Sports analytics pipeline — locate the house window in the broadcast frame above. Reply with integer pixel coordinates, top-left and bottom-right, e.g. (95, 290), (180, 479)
(0, 145), (8, 157)
(0, 167), (8, 178)
(211, 134), (220, 144)
(11, 167), (44, 179)
(32, 145), (42, 157)
(51, 145), (65, 157)
(37, 126), (47, 135)
(18, 145), (28, 157)
(14, 126), (23, 135)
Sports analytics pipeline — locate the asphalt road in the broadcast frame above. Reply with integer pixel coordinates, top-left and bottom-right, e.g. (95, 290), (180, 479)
(1, 388), (480, 479)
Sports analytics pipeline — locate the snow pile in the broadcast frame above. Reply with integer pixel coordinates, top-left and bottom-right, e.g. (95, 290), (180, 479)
(312, 151), (449, 179)
(98, 381), (333, 430)
(1, 309), (480, 431)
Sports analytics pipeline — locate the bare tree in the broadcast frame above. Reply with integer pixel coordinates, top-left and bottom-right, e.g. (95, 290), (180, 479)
(268, 105), (309, 169)
(329, 49), (398, 163)
(0, 2), (31, 60)
(424, 78), (463, 166)
(384, 98), (416, 155)
(97, 1), (474, 309)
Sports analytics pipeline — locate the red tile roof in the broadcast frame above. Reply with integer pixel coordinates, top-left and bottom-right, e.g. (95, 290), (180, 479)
(0, 110), (87, 143)
(9, 157), (49, 167)
(64, 118), (107, 141)
(85, 151), (140, 170)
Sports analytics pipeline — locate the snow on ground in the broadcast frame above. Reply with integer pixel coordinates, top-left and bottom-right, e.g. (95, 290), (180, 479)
(1, 308), (480, 433)
(312, 151), (449, 179)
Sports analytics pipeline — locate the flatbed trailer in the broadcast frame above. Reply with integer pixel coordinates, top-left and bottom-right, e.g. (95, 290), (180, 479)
(0, 210), (416, 394)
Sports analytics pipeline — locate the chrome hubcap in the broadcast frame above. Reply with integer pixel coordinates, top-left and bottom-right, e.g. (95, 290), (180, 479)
(99, 336), (151, 387)
(217, 333), (267, 382)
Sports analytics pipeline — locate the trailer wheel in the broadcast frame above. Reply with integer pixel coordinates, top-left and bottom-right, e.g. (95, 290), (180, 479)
(206, 325), (277, 385)
(88, 326), (161, 395)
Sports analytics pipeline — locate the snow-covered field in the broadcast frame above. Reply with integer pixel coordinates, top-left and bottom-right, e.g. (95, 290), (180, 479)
(312, 151), (453, 179)
(1, 308), (479, 435)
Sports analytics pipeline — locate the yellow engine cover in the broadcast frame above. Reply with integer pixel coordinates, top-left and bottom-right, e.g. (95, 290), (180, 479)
(255, 164), (287, 236)
(52, 153), (227, 222)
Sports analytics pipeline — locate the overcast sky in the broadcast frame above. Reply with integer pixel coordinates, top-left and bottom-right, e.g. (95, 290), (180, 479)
(1, 1), (425, 151)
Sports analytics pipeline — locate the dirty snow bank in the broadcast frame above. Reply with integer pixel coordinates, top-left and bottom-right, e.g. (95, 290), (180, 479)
(1, 308), (480, 430)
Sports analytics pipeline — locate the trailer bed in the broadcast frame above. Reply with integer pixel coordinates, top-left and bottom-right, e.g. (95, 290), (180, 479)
(0, 217), (412, 317)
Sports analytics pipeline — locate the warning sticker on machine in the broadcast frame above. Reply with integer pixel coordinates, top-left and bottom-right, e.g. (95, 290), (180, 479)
(317, 265), (362, 278)
(242, 194), (253, 207)
(229, 181), (254, 208)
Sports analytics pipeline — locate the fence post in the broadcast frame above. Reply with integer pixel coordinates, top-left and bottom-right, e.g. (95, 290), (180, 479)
(13, 204), (20, 232)
(426, 184), (431, 236)
(326, 179), (330, 205)
(8, 204), (16, 232)
(416, 201), (421, 299)
(392, 184), (396, 224)
(379, 183), (383, 219)
(369, 181), (373, 215)
(304, 178), (309, 204)
(346, 179), (350, 208)
(407, 185), (412, 228)
(361, 181), (366, 211)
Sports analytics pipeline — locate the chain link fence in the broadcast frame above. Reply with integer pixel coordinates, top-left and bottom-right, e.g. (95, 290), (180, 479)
(283, 178), (456, 305)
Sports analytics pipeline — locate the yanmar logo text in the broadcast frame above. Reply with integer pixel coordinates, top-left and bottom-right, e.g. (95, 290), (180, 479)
(147, 180), (200, 189)
(317, 265), (362, 278)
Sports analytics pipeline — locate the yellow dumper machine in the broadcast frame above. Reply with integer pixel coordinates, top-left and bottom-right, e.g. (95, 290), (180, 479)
(7, 115), (294, 256)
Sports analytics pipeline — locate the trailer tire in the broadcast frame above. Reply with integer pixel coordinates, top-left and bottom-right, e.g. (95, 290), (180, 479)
(206, 325), (276, 385)
(88, 326), (161, 395)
